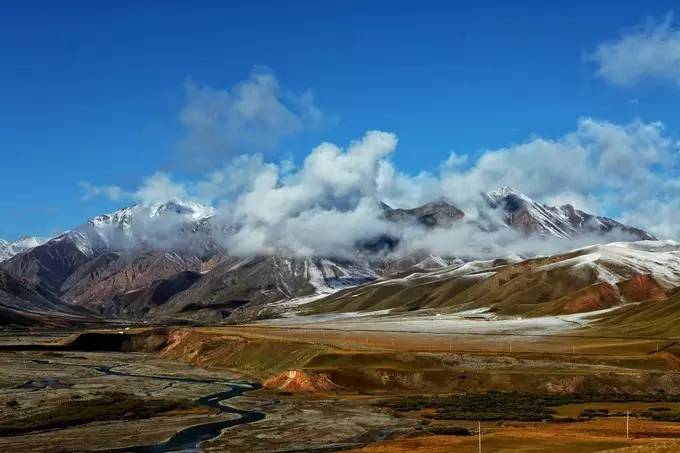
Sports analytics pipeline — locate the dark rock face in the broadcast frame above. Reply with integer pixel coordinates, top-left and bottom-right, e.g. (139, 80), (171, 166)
(382, 200), (465, 228)
(0, 234), (217, 321)
(558, 203), (654, 239)
(100, 270), (203, 319)
(485, 188), (655, 240)
(373, 200), (466, 256)
(0, 269), (63, 313)
(356, 234), (400, 254)
(150, 256), (378, 322)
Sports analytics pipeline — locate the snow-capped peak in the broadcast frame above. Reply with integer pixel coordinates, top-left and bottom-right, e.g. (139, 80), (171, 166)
(72, 199), (219, 256)
(487, 186), (533, 203)
(89, 199), (215, 229)
(151, 200), (215, 220)
(12, 236), (47, 249)
(482, 187), (653, 241)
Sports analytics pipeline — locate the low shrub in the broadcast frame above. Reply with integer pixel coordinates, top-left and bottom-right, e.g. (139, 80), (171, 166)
(427, 426), (472, 436)
(378, 392), (680, 422)
(651, 412), (680, 422)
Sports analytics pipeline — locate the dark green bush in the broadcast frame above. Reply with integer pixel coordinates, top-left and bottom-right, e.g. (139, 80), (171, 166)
(427, 426), (472, 436)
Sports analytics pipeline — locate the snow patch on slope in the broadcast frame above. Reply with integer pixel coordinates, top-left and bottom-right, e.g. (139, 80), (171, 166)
(535, 240), (680, 288)
(281, 259), (379, 307)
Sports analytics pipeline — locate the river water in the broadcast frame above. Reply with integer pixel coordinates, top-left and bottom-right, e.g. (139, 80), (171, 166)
(93, 365), (265, 453)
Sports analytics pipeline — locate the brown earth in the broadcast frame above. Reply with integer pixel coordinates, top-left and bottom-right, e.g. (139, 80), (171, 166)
(350, 418), (680, 453)
(47, 326), (680, 396)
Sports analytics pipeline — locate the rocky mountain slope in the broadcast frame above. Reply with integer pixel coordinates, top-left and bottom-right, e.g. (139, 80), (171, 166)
(0, 189), (658, 325)
(151, 257), (378, 322)
(0, 269), (94, 327)
(484, 187), (654, 240)
(2, 233), (93, 294)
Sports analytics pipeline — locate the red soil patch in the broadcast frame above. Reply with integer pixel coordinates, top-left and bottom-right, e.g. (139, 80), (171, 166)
(618, 274), (667, 302)
(563, 282), (619, 313)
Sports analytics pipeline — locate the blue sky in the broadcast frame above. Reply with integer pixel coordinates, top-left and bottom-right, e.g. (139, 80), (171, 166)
(2, 1), (680, 239)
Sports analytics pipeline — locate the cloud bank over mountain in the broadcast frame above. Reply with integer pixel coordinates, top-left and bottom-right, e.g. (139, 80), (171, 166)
(78, 115), (674, 258)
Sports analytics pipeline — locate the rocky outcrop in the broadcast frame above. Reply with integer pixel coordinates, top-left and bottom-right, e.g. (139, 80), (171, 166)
(263, 370), (341, 393)
(562, 282), (620, 313)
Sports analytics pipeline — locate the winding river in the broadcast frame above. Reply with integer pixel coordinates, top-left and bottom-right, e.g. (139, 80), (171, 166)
(93, 365), (266, 453)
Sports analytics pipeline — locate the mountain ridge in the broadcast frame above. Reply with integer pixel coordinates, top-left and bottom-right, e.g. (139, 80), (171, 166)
(0, 188), (659, 325)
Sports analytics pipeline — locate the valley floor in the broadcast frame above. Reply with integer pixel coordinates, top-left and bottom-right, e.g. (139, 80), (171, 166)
(1, 322), (680, 452)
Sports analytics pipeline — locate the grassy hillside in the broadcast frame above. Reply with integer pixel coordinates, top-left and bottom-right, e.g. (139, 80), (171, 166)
(304, 244), (677, 319)
(590, 289), (680, 338)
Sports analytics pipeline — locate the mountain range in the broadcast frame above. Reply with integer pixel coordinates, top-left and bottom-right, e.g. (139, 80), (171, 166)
(0, 188), (662, 327)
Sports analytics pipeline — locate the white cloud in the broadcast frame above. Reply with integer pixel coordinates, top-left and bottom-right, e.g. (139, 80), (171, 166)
(177, 68), (327, 167)
(222, 131), (398, 256)
(80, 172), (194, 206)
(621, 199), (676, 239)
(82, 117), (679, 258)
(440, 151), (469, 170)
(79, 181), (126, 201)
(203, 119), (676, 256)
(543, 191), (601, 215)
(135, 172), (189, 206)
(590, 14), (680, 87)
(440, 118), (673, 211)
(193, 154), (275, 203)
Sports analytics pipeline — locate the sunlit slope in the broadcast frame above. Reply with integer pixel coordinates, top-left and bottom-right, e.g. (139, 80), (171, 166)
(305, 241), (680, 318)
